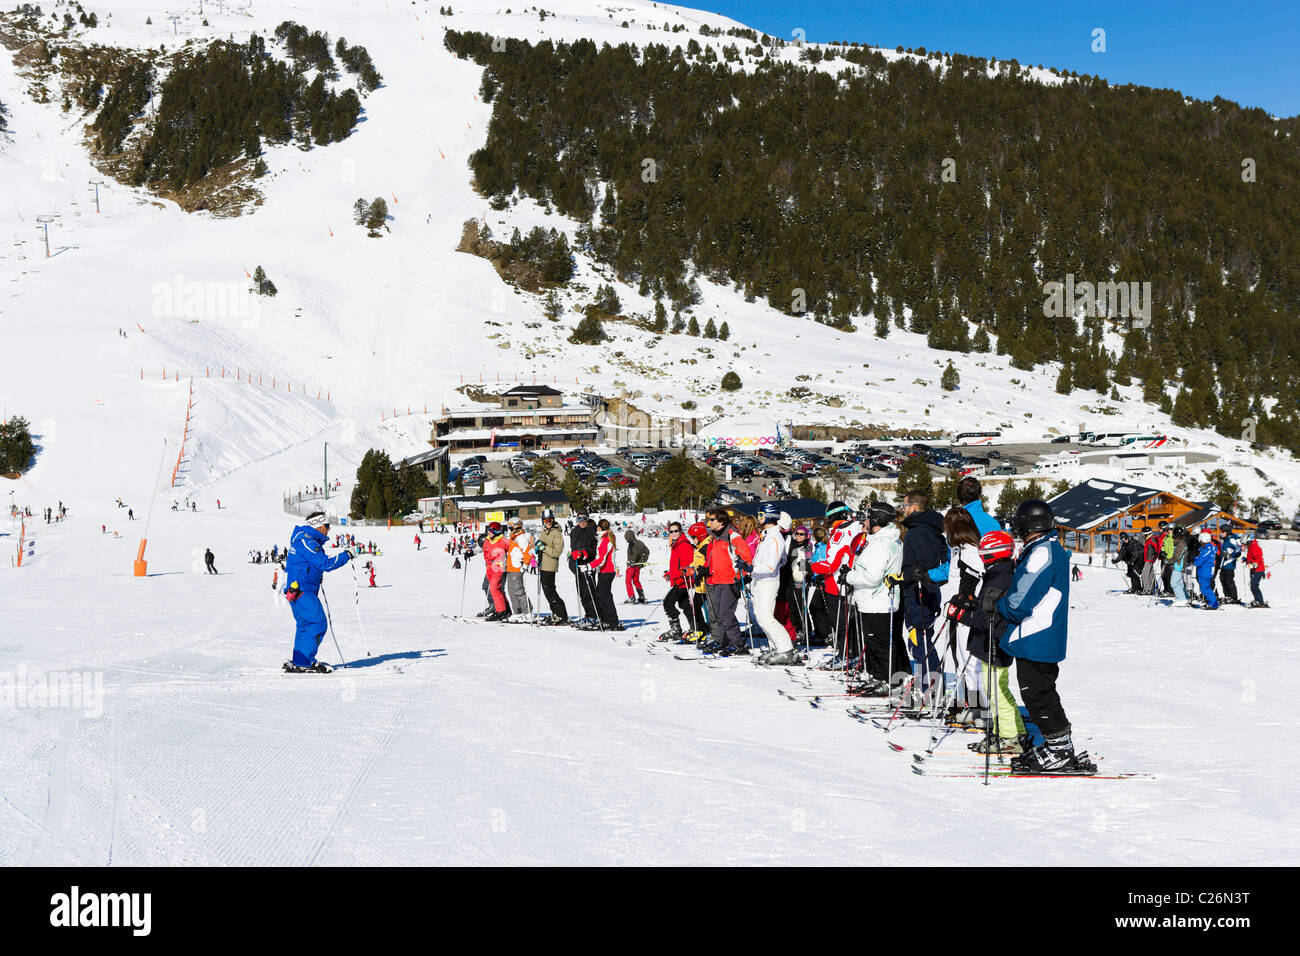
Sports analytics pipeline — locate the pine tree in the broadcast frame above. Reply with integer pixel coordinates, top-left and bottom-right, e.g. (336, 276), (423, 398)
(365, 197), (389, 237)
(652, 301), (667, 333)
(941, 361), (959, 391)
(0, 415), (34, 473)
(718, 321), (729, 340)
(720, 371), (742, 391)
(1055, 363), (1073, 395)
(561, 467), (594, 514)
(687, 315), (700, 336)
(895, 455), (933, 499)
(973, 326), (991, 352)
(544, 290), (564, 322)
(570, 309), (607, 344)
(704, 317), (717, 339)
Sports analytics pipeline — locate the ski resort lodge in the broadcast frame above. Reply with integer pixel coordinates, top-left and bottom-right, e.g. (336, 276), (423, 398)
(1048, 478), (1257, 553)
(427, 489), (573, 525)
(432, 385), (600, 453)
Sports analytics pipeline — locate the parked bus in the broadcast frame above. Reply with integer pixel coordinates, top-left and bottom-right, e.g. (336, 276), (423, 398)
(1086, 432), (1168, 448)
(1118, 433), (1169, 449)
(951, 431), (1002, 446)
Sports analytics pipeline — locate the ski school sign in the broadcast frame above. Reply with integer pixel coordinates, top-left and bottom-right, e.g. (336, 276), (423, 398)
(696, 435), (780, 448)
(689, 418), (784, 449)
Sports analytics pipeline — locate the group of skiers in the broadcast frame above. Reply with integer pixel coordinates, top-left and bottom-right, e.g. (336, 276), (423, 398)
(1113, 522), (1269, 609)
(277, 473), (1287, 773)
(467, 511), (625, 630)
(752, 480), (1085, 774)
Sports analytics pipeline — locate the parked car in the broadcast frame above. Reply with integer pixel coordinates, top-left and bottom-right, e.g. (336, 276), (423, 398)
(990, 465), (1017, 476)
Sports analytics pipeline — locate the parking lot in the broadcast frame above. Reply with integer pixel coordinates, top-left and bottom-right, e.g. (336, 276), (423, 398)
(448, 438), (1207, 509)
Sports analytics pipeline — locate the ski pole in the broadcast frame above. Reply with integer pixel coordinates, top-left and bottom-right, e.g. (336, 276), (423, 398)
(459, 551), (470, 617)
(532, 565), (543, 626)
(350, 561), (371, 656)
(320, 584), (349, 668)
(984, 625), (995, 785)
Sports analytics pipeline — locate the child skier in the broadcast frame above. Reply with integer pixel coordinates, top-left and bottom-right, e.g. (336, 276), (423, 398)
(996, 500), (1096, 774)
(965, 531), (1029, 754)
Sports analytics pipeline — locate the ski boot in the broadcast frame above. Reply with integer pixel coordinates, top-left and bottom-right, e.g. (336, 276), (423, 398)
(760, 649), (803, 667)
(718, 644), (750, 657)
(849, 678), (890, 698)
(968, 733), (1031, 755)
(1010, 731), (1096, 774)
(657, 622), (684, 642)
(284, 661), (333, 674)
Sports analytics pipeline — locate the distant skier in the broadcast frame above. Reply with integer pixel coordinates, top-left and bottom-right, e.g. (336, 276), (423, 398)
(1244, 532), (1269, 607)
(414, 533), (422, 551)
(205, 549), (217, 574)
(283, 511), (352, 672)
(128, 508), (134, 520)
(366, 560), (377, 588)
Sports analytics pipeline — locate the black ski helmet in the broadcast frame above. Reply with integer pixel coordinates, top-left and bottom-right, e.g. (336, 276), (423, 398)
(825, 500), (850, 521)
(867, 502), (896, 528)
(1012, 499), (1055, 539)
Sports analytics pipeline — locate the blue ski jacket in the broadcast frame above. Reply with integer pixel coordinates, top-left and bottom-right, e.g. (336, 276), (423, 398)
(997, 534), (1070, 663)
(1194, 541), (1218, 577)
(284, 523), (351, 596)
(1219, 534), (1241, 569)
(963, 499), (1001, 538)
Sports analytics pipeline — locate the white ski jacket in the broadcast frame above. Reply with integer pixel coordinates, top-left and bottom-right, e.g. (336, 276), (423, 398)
(845, 523), (902, 613)
(752, 525), (788, 582)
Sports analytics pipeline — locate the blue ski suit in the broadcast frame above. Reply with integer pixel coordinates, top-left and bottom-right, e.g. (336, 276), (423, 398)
(1194, 540), (1219, 610)
(284, 523), (352, 665)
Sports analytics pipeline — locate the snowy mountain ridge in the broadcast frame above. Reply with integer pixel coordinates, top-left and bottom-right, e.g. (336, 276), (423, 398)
(0, 0), (1296, 517)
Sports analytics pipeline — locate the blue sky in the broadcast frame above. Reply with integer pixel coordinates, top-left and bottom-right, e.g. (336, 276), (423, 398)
(697, 1), (1300, 117)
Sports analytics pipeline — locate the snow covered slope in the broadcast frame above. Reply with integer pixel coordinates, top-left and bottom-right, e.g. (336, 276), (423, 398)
(2, 522), (1296, 865)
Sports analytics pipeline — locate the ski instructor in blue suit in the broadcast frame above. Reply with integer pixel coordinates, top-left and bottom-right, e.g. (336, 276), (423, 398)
(284, 511), (352, 667)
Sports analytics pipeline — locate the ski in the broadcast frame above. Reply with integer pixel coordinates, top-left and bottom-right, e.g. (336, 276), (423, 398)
(912, 766), (1150, 780)
(283, 662), (333, 674)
